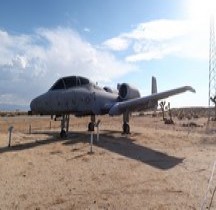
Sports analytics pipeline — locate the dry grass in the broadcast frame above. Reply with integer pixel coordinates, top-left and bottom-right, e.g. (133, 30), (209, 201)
(0, 113), (216, 209)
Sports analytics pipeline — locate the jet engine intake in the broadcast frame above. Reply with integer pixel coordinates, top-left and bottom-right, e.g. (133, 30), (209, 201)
(118, 83), (140, 100)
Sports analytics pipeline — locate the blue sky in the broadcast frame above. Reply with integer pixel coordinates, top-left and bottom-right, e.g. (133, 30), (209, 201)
(0, 0), (213, 108)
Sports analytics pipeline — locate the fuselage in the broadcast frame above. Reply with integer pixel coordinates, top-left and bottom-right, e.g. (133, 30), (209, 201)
(30, 76), (118, 116)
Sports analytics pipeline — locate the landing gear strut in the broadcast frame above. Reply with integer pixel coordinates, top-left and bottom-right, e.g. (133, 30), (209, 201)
(60, 114), (70, 138)
(122, 111), (130, 134)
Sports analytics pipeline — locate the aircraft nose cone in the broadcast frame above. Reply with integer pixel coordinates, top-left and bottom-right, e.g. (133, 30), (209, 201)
(30, 98), (37, 111)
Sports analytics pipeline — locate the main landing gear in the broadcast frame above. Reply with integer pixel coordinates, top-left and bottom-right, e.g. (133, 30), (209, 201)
(123, 123), (130, 134)
(122, 111), (130, 134)
(58, 113), (131, 137)
(60, 114), (70, 138)
(88, 113), (131, 134)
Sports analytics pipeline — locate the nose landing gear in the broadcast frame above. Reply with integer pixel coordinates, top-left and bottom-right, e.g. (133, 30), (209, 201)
(88, 115), (95, 132)
(60, 114), (70, 138)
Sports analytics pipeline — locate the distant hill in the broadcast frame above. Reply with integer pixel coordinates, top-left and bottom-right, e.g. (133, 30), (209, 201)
(0, 104), (29, 111)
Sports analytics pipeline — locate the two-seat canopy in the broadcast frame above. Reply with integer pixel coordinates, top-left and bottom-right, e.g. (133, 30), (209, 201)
(50, 76), (90, 91)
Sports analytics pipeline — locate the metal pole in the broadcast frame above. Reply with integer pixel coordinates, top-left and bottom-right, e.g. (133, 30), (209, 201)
(8, 126), (13, 147)
(208, 16), (216, 122)
(90, 132), (94, 153)
(97, 126), (99, 142)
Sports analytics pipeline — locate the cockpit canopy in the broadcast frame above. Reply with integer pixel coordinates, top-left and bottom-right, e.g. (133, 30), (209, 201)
(50, 76), (90, 91)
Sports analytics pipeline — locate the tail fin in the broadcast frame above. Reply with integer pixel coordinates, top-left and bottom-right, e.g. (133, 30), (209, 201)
(151, 76), (158, 109)
(151, 76), (157, 94)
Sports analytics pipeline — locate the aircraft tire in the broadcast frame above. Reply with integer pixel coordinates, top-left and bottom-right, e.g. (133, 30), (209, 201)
(60, 129), (67, 138)
(123, 123), (130, 134)
(88, 122), (95, 132)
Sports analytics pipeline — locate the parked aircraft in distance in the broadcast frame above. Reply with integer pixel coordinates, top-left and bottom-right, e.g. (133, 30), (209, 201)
(29, 75), (195, 137)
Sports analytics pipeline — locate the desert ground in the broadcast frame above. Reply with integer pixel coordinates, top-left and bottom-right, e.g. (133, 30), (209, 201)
(0, 112), (216, 209)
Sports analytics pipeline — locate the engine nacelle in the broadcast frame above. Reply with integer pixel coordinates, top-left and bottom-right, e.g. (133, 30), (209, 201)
(118, 83), (140, 100)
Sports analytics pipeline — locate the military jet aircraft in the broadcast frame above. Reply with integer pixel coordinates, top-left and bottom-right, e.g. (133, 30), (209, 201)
(29, 75), (195, 137)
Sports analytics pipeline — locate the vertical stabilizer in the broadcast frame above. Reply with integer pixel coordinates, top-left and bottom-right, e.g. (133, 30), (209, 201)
(151, 76), (157, 94)
(151, 76), (158, 109)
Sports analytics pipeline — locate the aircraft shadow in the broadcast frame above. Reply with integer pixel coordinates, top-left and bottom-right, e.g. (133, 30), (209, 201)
(64, 131), (183, 170)
(0, 130), (183, 170)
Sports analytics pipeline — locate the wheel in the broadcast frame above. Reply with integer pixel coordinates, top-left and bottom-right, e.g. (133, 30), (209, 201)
(123, 123), (130, 134)
(88, 122), (95, 132)
(60, 129), (67, 138)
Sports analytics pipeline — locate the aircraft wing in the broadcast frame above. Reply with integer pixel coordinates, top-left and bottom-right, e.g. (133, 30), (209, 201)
(108, 86), (195, 115)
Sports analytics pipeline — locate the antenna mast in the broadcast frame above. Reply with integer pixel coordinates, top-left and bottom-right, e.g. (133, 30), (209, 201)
(208, 15), (216, 120)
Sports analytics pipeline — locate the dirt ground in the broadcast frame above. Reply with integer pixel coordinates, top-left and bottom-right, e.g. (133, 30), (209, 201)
(0, 114), (216, 210)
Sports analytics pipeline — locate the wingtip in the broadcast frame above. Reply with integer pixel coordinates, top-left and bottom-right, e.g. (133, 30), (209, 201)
(187, 86), (196, 93)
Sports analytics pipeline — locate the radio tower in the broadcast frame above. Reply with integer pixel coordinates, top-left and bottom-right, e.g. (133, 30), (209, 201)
(208, 15), (216, 121)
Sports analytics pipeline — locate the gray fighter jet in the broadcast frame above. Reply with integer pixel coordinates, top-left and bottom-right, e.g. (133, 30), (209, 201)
(30, 75), (195, 137)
